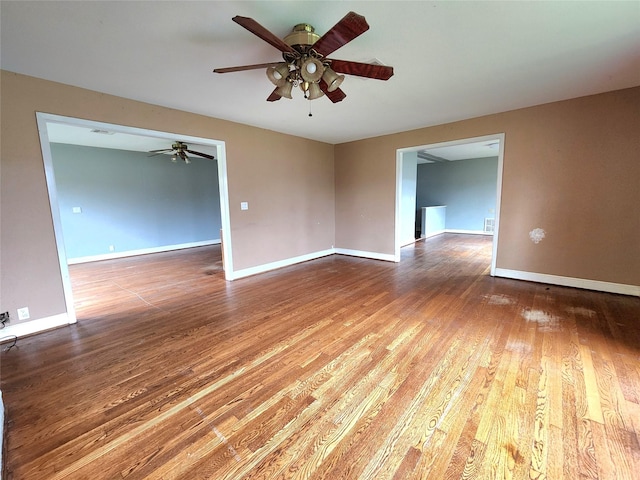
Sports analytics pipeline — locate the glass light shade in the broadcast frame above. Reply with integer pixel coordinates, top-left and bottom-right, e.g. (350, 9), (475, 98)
(276, 81), (293, 99)
(322, 67), (344, 92)
(307, 82), (324, 100)
(300, 57), (324, 83)
(266, 63), (290, 87)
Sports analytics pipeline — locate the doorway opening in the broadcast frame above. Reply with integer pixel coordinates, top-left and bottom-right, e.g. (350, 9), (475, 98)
(395, 133), (505, 275)
(36, 112), (233, 325)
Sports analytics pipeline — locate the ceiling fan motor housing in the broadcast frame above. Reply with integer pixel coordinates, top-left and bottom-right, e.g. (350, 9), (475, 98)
(284, 24), (320, 49)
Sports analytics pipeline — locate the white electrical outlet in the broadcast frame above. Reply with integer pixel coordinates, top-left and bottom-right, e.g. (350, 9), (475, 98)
(109, 245), (115, 252)
(17, 307), (30, 320)
(240, 202), (249, 211)
(72, 206), (82, 214)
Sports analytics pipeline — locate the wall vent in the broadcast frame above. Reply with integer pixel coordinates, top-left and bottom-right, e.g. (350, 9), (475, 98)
(484, 218), (495, 233)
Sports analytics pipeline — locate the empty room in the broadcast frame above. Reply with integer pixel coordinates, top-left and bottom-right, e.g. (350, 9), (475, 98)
(1, 2), (639, 479)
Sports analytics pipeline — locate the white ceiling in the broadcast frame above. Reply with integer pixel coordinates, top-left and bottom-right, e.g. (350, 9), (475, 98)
(44, 122), (218, 156)
(2, 1), (639, 145)
(419, 140), (500, 163)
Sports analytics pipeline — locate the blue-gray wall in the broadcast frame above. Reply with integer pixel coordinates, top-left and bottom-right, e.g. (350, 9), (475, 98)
(51, 143), (221, 259)
(416, 156), (498, 232)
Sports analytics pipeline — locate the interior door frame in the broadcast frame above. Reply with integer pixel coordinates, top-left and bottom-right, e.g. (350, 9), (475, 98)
(395, 133), (505, 275)
(36, 112), (233, 325)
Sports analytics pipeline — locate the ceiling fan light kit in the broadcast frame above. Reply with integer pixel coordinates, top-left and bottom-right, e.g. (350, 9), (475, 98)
(172, 155), (190, 164)
(277, 80), (294, 99)
(321, 67), (344, 93)
(300, 56), (324, 83)
(214, 12), (394, 104)
(266, 63), (289, 87)
(306, 82), (324, 100)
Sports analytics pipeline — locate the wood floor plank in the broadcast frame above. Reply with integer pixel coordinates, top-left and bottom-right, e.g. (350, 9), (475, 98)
(444, 301), (517, 479)
(2, 235), (639, 479)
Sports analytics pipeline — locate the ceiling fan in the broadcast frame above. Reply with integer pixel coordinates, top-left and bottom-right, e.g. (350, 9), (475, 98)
(213, 11), (394, 103)
(148, 141), (215, 164)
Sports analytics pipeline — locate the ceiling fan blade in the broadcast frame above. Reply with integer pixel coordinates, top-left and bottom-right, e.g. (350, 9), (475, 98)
(319, 80), (346, 103)
(148, 148), (173, 153)
(312, 12), (369, 57)
(267, 88), (282, 102)
(148, 150), (174, 157)
(325, 88), (346, 103)
(185, 149), (215, 160)
(328, 59), (394, 80)
(214, 62), (281, 74)
(232, 16), (295, 54)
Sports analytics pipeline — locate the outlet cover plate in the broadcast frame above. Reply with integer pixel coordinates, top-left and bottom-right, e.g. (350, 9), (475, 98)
(17, 307), (30, 320)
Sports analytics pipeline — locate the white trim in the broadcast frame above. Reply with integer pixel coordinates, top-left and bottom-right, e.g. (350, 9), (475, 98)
(230, 249), (335, 280)
(334, 248), (396, 262)
(494, 268), (640, 297)
(445, 229), (493, 236)
(400, 239), (419, 247)
(394, 150), (403, 262)
(67, 240), (220, 264)
(422, 229), (446, 239)
(0, 313), (70, 339)
(216, 141), (234, 279)
(36, 116), (77, 324)
(491, 134), (505, 276)
(421, 229), (493, 238)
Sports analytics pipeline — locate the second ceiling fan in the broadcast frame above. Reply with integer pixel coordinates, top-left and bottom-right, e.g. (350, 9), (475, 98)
(148, 141), (215, 164)
(213, 11), (394, 103)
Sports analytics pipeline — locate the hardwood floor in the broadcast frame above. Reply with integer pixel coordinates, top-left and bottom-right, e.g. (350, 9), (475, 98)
(1, 234), (639, 479)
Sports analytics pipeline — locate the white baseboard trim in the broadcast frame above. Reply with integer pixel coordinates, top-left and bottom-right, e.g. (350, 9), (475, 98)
(232, 247), (398, 280)
(420, 230), (493, 239)
(0, 313), (71, 340)
(445, 229), (493, 236)
(68, 239), (221, 264)
(231, 249), (335, 280)
(334, 248), (397, 263)
(493, 268), (640, 297)
(421, 230), (446, 239)
(401, 238), (419, 247)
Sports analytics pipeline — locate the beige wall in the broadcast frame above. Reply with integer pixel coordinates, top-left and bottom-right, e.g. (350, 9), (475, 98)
(335, 87), (640, 286)
(2, 70), (638, 329)
(0, 71), (335, 325)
